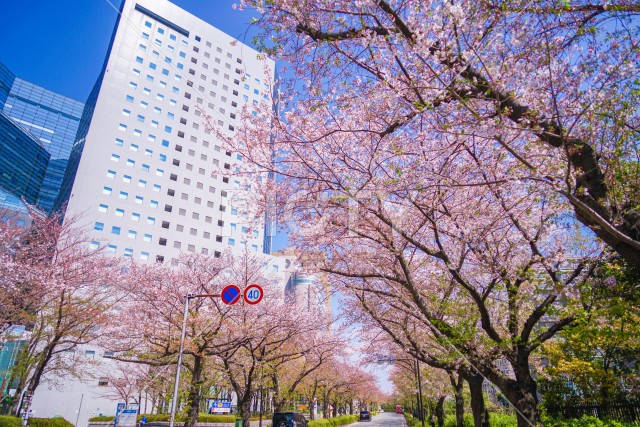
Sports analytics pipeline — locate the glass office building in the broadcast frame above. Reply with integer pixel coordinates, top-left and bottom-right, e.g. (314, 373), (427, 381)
(0, 109), (50, 205)
(2, 73), (84, 213)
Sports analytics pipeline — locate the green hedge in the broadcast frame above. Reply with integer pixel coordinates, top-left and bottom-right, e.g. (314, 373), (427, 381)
(404, 414), (421, 427)
(542, 416), (640, 427)
(308, 414), (358, 427)
(0, 416), (21, 427)
(89, 414), (238, 423)
(28, 419), (74, 427)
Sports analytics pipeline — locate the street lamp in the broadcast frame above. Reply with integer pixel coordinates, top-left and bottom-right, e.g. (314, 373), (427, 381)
(376, 356), (426, 427)
(169, 293), (219, 427)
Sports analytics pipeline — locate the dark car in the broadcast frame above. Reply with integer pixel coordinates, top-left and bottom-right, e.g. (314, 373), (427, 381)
(359, 410), (371, 422)
(272, 412), (309, 427)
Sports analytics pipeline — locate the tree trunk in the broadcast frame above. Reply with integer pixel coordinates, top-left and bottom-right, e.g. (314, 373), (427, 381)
(466, 373), (489, 427)
(349, 399), (354, 415)
(239, 397), (252, 427)
(502, 353), (541, 427)
(322, 392), (329, 419)
(449, 372), (464, 427)
(184, 355), (205, 427)
(435, 396), (445, 427)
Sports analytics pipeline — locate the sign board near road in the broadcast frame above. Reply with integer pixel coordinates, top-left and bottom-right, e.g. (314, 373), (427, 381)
(209, 400), (231, 414)
(116, 409), (137, 427)
(113, 403), (126, 427)
(221, 284), (241, 305)
(243, 284), (263, 305)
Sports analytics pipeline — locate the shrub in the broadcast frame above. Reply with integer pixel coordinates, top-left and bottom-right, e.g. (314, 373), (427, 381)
(404, 414), (422, 427)
(443, 414), (474, 427)
(88, 417), (114, 422)
(28, 418), (74, 427)
(308, 414), (358, 427)
(490, 413), (518, 427)
(0, 416), (21, 427)
(192, 414), (236, 423)
(541, 415), (640, 427)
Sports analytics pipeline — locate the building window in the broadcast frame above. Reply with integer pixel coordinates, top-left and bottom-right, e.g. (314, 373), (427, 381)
(128, 230), (137, 239)
(111, 226), (121, 235)
(98, 204), (108, 213)
(94, 222), (104, 231)
(140, 252), (149, 261)
(144, 234), (152, 242)
(115, 209), (124, 217)
(132, 213), (141, 221)
(119, 191), (128, 200)
(228, 238), (235, 246)
(102, 186), (112, 195)
(124, 248), (133, 258)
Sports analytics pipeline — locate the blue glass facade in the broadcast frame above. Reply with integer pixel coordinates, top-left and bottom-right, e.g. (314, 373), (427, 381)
(3, 77), (84, 213)
(0, 110), (50, 205)
(0, 62), (15, 109)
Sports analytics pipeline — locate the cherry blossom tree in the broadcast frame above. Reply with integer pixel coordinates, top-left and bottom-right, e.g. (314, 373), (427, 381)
(4, 215), (125, 414)
(212, 251), (332, 427)
(234, 0), (640, 266)
(104, 252), (249, 427)
(0, 213), (51, 334)
(203, 2), (640, 426)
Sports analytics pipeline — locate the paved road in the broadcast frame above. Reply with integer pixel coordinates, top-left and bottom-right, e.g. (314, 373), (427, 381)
(351, 412), (407, 426)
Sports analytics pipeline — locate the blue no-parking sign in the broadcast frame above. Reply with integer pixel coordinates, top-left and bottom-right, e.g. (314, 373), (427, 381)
(221, 284), (241, 305)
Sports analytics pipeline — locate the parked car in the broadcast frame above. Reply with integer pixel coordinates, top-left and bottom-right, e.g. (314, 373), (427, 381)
(359, 410), (371, 422)
(396, 405), (403, 414)
(272, 412), (309, 427)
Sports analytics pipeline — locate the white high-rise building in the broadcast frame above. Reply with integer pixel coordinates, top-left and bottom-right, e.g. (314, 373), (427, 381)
(29, 0), (286, 423)
(59, 0), (277, 263)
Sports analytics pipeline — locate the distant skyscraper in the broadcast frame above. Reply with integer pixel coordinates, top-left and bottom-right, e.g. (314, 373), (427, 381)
(1, 63), (84, 213)
(275, 250), (332, 319)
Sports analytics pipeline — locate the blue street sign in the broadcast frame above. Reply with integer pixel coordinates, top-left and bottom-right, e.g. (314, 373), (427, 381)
(221, 284), (241, 305)
(209, 400), (232, 413)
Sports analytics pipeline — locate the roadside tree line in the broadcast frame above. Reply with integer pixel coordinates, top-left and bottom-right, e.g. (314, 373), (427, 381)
(0, 214), (383, 427)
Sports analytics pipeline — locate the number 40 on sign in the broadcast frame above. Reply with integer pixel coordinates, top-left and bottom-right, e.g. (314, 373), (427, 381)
(221, 284), (263, 305)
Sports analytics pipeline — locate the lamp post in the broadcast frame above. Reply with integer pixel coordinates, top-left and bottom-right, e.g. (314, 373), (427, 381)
(376, 356), (425, 427)
(168, 293), (220, 427)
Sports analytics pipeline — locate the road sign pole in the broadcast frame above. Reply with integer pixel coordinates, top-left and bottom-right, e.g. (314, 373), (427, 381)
(169, 294), (190, 427)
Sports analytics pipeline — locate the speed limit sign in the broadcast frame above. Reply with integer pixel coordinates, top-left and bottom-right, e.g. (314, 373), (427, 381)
(243, 284), (264, 305)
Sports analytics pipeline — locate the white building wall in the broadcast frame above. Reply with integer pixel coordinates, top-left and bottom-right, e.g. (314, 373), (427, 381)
(65, 0), (276, 265)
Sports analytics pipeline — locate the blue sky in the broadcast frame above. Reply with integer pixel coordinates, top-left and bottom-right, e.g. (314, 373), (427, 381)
(0, 1), (262, 102)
